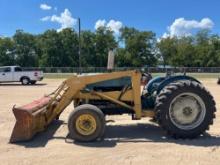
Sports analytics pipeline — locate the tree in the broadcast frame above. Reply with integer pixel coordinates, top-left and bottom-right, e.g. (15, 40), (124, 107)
(116, 48), (133, 67)
(117, 27), (157, 67)
(13, 30), (38, 67)
(174, 37), (196, 67)
(194, 30), (211, 66)
(0, 37), (15, 66)
(81, 31), (96, 67)
(94, 27), (117, 67)
(157, 37), (177, 67)
(36, 29), (79, 67)
(59, 28), (79, 67)
(157, 30), (220, 67)
(1, 27), (220, 68)
(36, 30), (61, 67)
(206, 34), (220, 67)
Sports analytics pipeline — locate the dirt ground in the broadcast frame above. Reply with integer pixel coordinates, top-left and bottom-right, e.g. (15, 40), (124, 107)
(0, 78), (220, 165)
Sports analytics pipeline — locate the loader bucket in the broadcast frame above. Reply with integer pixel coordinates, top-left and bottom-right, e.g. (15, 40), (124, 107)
(10, 97), (52, 143)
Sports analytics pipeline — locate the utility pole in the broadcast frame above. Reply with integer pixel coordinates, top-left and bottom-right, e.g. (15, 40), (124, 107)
(78, 18), (81, 74)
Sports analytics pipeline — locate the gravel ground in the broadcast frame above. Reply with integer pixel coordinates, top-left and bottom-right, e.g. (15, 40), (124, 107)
(0, 78), (220, 165)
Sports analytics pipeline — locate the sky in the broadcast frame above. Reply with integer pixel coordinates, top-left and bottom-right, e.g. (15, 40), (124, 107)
(0, 0), (220, 38)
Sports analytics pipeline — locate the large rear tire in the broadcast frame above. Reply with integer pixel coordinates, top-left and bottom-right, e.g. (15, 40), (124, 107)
(68, 104), (105, 142)
(155, 81), (216, 138)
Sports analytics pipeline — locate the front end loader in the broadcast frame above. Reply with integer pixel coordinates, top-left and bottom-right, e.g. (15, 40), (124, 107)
(10, 70), (216, 142)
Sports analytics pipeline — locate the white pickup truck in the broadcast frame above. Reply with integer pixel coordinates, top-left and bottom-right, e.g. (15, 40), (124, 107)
(0, 66), (44, 85)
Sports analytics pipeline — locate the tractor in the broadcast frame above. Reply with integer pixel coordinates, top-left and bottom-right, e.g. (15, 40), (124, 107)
(10, 69), (216, 142)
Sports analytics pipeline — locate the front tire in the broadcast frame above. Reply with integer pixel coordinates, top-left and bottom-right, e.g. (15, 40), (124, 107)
(217, 78), (220, 85)
(21, 77), (30, 85)
(30, 81), (36, 85)
(68, 104), (105, 142)
(155, 81), (216, 138)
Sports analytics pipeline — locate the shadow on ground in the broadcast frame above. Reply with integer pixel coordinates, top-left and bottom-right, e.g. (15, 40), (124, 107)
(74, 123), (220, 148)
(13, 120), (63, 148)
(13, 121), (220, 148)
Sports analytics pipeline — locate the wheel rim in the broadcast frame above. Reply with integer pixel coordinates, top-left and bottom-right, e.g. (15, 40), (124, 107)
(75, 114), (97, 136)
(169, 92), (206, 130)
(23, 79), (28, 84)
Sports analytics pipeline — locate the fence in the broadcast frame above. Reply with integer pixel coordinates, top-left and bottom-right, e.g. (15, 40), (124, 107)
(21, 67), (220, 79)
(23, 67), (220, 73)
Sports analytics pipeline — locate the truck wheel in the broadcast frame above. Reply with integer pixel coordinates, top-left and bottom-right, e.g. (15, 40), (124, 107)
(68, 104), (105, 142)
(30, 81), (36, 85)
(21, 77), (30, 85)
(155, 81), (216, 139)
(217, 78), (220, 85)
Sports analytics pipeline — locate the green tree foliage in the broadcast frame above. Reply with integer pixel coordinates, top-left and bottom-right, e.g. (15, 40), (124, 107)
(208, 35), (220, 66)
(157, 37), (196, 67)
(80, 30), (96, 67)
(36, 29), (79, 67)
(157, 37), (177, 66)
(0, 37), (15, 65)
(174, 37), (196, 67)
(95, 27), (117, 67)
(157, 30), (220, 67)
(117, 27), (157, 67)
(13, 30), (38, 67)
(59, 28), (79, 67)
(1, 28), (220, 68)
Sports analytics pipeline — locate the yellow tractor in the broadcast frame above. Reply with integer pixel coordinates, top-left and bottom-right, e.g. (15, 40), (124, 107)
(10, 70), (216, 142)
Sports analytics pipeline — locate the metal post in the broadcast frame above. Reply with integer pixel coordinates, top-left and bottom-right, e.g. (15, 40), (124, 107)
(78, 18), (81, 74)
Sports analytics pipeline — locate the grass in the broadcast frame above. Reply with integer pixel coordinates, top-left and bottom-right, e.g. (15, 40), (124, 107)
(152, 73), (220, 79)
(44, 72), (220, 79)
(44, 73), (76, 79)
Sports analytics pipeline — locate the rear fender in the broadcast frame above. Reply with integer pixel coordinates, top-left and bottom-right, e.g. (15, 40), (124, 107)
(146, 75), (200, 95)
(156, 75), (200, 94)
(146, 77), (165, 94)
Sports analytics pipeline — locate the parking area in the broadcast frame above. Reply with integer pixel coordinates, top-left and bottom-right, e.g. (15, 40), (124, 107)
(0, 78), (220, 165)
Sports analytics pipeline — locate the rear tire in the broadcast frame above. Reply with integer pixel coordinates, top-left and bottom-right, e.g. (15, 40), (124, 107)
(155, 81), (216, 139)
(217, 78), (220, 85)
(30, 81), (36, 85)
(68, 104), (105, 142)
(21, 77), (30, 85)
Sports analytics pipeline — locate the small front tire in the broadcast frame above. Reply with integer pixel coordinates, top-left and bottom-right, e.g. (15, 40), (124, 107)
(68, 104), (105, 142)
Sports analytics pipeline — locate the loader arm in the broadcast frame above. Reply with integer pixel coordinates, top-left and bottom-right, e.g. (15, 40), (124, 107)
(10, 70), (143, 142)
(46, 70), (142, 122)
